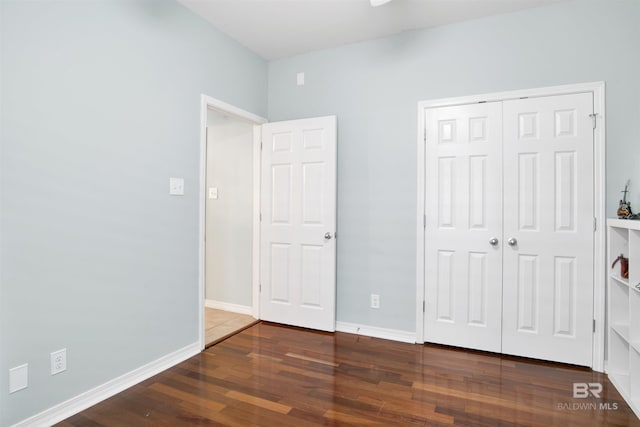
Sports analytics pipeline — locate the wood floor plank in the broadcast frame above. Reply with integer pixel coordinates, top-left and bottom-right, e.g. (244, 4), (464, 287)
(224, 390), (291, 414)
(323, 408), (387, 425)
(148, 382), (227, 412)
(58, 322), (640, 426)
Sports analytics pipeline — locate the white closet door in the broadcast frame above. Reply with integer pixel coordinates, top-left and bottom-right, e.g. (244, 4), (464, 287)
(260, 116), (337, 332)
(502, 93), (594, 366)
(424, 102), (503, 352)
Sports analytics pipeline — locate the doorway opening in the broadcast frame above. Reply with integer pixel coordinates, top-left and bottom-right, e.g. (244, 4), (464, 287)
(198, 96), (266, 349)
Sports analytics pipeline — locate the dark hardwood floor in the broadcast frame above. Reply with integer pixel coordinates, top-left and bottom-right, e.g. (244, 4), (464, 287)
(58, 322), (640, 426)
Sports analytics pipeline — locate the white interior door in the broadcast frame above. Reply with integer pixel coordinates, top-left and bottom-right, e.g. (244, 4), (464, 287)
(424, 102), (503, 352)
(501, 93), (594, 366)
(260, 116), (337, 331)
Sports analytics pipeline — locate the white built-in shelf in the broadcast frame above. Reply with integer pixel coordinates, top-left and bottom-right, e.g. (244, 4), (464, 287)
(608, 218), (640, 230)
(607, 219), (640, 420)
(612, 323), (630, 343)
(610, 274), (630, 287)
(609, 372), (631, 397)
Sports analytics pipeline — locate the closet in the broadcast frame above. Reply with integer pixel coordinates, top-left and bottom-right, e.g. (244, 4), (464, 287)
(422, 91), (595, 366)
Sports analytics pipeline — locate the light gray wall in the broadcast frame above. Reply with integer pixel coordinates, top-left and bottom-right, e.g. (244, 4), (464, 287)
(3, 0), (640, 423)
(205, 112), (254, 307)
(268, 0), (640, 333)
(0, 1), (267, 425)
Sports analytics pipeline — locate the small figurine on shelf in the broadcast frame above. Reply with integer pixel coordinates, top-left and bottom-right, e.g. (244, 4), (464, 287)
(612, 253), (629, 279)
(617, 180), (637, 219)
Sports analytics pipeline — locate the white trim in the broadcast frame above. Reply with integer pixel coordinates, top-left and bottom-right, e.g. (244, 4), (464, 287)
(417, 81), (606, 109)
(198, 95), (267, 350)
(203, 96), (268, 125)
(591, 82), (606, 373)
(199, 96), (207, 351)
(252, 125), (262, 319)
(11, 343), (200, 427)
(204, 299), (254, 316)
(416, 82), (606, 371)
(336, 321), (416, 344)
(415, 97), (426, 344)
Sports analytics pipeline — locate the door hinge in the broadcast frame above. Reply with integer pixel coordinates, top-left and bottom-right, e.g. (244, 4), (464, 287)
(260, 212), (262, 221)
(593, 217), (597, 232)
(589, 113), (597, 130)
(423, 214), (426, 229)
(423, 127), (427, 143)
(260, 141), (263, 150)
(259, 283), (262, 292)
(422, 300), (425, 312)
(593, 319), (596, 333)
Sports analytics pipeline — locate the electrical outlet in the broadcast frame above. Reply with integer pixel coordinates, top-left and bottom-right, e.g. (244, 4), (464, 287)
(371, 294), (380, 309)
(50, 349), (67, 375)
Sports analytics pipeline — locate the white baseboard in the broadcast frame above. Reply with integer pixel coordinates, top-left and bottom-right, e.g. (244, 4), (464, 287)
(205, 299), (253, 315)
(12, 342), (200, 427)
(336, 321), (416, 344)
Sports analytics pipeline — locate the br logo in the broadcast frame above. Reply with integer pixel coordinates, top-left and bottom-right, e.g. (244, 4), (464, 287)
(573, 382), (603, 398)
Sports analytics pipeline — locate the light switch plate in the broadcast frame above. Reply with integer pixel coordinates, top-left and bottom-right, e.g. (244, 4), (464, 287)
(208, 187), (218, 199)
(169, 177), (184, 196)
(9, 364), (28, 393)
(297, 72), (305, 86)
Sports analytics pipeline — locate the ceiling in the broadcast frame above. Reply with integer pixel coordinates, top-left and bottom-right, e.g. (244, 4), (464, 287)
(177, 0), (566, 60)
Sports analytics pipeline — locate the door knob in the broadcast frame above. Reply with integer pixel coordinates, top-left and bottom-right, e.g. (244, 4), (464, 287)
(508, 237), (517, 246)
(324, 232), (332, 240)
(489, 237), (499, 246)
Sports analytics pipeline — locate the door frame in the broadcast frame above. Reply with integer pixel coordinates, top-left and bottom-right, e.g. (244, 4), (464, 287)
(198, 95), (267, 350)
(415, 82), (606, 371)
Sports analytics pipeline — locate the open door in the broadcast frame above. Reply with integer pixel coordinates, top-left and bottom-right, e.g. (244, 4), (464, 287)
(259, 116), (337, 331)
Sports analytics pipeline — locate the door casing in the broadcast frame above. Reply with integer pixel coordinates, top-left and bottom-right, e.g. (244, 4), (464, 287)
(415, 82), (606, 371)
(199, 95), (267, 350)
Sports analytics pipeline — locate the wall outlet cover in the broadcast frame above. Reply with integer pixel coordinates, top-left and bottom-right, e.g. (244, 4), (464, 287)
(371, 294), (380, 309)
(51, 348), (67, 375)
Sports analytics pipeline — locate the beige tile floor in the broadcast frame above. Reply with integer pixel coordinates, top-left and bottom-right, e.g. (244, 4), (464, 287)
(204, 307), (258, 346)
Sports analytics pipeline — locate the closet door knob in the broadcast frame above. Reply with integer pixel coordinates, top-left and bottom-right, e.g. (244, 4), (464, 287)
(508, 237), (518, 246)
(489, 238), (499, 246)
(324, 232), (332, 240)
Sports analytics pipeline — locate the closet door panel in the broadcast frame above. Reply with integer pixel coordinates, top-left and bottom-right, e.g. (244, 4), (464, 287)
(502, 93), (594, 366)
(424, 102), (503, 352)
